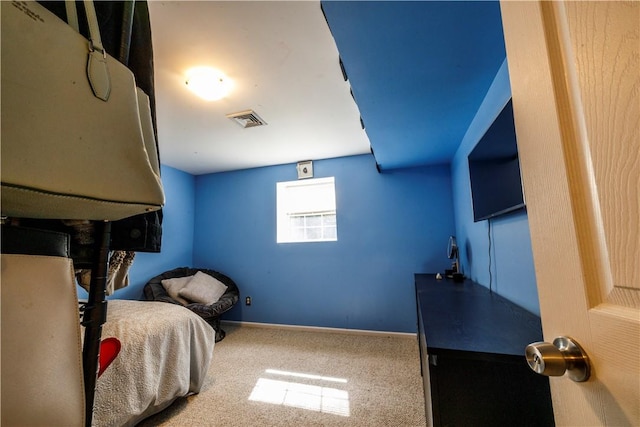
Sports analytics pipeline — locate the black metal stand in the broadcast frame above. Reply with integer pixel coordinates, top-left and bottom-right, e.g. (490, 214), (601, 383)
(81, 221), (111, 427)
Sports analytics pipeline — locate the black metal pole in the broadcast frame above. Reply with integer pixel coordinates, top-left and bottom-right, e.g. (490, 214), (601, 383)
(81, 221), (111, 427)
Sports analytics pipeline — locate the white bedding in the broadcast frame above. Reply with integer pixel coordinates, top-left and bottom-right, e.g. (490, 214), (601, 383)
(91, 300), (215, 427)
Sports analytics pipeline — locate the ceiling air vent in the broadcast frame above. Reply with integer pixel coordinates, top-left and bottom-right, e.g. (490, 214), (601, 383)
(226, 109), (267, 128)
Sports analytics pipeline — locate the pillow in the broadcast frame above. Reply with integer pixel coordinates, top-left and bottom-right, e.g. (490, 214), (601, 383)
(178, 271), (228, 305)
(161, 275), (193, 305)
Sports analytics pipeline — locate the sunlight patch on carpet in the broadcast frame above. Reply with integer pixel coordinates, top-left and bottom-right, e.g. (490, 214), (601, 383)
(248, 370), (350, 417)
(265, 369), (347, 384)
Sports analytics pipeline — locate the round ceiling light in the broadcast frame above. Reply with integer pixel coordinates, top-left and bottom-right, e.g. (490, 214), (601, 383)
(185, 67), (233, 101)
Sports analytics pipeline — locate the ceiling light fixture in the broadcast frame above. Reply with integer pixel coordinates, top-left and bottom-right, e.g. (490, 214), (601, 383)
(185, 67), (233, 101)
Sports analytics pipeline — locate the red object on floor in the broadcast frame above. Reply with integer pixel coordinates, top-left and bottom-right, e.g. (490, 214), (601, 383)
(98, 337), (121, 378)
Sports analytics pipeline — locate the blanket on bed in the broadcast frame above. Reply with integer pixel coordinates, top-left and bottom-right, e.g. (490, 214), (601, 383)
(91, 300), (215, 426)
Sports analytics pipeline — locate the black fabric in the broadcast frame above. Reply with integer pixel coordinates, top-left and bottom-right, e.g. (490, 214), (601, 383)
(110, 210), (162, 252)
(110, 1), (164, 253)
(143, 267), (240, 342)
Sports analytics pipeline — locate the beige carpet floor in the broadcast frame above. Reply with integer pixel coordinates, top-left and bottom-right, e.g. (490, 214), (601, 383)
(138, 323), (426, 426)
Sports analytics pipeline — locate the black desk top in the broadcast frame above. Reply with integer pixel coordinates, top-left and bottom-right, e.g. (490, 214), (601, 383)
(415, 273), (543, 357)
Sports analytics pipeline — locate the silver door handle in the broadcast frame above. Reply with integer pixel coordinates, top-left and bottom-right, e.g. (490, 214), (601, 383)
(525, 336), (590, 382)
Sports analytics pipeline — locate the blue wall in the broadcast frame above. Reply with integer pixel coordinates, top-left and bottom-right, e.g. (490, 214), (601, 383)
(78, 165), (196, 300)
(451, 59), (540, 315)
(193, 154), (455, 332)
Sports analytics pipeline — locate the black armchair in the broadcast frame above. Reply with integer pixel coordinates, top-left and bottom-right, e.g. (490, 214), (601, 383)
(143, 267), (239, 342)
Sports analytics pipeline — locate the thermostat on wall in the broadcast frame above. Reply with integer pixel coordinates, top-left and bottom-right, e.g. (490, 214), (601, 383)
(296, 160), (313, 179)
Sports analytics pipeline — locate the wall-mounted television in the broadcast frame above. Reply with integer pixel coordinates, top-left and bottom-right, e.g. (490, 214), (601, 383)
(468, 99), (525, 222)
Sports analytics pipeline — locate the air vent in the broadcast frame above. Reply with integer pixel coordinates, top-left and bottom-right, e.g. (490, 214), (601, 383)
(226, 109), (267, 128)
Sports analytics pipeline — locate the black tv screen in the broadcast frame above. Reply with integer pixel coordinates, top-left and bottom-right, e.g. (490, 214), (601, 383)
(468, 99), (525, 222)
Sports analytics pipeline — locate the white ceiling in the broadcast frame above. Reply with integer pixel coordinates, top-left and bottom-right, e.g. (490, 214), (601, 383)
(149, 1), (371, 176)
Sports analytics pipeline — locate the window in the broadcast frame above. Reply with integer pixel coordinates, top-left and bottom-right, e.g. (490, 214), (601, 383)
(276, 177), (337, 243)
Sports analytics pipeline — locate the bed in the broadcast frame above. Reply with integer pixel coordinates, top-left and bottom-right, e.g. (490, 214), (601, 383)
(89, 299), (216, 427)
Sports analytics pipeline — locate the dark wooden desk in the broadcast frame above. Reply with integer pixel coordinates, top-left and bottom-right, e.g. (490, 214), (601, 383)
(415, 274), (554, 426)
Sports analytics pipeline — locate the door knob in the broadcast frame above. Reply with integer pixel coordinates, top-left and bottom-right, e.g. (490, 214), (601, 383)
(525, 336), (590, 382)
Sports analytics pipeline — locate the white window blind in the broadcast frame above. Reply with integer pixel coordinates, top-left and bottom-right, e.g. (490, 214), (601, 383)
(276, 177), (337, 243)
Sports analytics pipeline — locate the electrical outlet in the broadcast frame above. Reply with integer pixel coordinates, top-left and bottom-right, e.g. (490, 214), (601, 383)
(245, 296), (251, 306)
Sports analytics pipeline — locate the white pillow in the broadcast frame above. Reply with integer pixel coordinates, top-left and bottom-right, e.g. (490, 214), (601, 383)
(178, 271), (228, 305)
(161, 275), (194, 305)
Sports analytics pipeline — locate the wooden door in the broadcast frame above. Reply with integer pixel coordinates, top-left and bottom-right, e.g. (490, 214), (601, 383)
(500, 1), (639, 425)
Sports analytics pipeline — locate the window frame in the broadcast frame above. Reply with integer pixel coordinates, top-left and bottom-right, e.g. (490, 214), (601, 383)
(276, 176), (337, 244)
